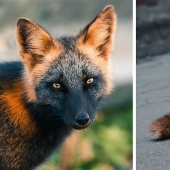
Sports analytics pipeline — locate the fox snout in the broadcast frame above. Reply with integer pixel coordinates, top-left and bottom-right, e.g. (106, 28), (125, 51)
(62, 109), (93, 130)
(73, 112), (90, 130)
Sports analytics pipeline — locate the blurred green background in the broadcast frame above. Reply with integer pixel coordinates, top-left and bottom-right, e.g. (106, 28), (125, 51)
(0, 0), (132, 170)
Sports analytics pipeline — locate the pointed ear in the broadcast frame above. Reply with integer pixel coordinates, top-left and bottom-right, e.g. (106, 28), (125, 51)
(76, 5), (116, 60)
(16, 18), (61, 71)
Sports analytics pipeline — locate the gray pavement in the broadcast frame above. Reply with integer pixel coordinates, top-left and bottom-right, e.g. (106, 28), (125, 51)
(137, 54), (170, 170)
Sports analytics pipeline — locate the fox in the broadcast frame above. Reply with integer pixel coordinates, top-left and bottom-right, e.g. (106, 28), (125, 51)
(150, 114), (170, 139)
(0, 5), (116, 170)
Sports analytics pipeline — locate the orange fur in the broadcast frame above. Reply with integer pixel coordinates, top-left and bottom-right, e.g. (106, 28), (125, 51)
(16, 18), (62, 73)
(0, 80), (36, 135)
(76, 5), (116, 60)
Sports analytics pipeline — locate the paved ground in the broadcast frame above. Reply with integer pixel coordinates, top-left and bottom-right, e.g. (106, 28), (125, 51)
(137, 54), (170, 170)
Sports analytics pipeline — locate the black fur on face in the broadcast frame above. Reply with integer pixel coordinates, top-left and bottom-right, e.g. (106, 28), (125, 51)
(34, 37), (106, 129)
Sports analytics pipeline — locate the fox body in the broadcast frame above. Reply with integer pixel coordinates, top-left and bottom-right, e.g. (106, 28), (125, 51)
(0, 6), (116, 170)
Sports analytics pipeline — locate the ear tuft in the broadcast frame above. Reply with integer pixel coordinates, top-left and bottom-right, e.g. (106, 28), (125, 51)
(102, 5), (114, 14)
(76, 5), (116, 60)
(17, 17), (30, 26)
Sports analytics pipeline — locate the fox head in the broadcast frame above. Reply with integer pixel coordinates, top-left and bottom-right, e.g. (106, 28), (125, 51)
(16, 6), (116, 130)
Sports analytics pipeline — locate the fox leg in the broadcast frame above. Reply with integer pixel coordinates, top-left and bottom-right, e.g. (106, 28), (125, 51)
(150, 114), (170, 139)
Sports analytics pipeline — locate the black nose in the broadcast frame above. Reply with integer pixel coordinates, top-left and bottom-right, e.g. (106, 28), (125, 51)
(74, 113), (90, 126)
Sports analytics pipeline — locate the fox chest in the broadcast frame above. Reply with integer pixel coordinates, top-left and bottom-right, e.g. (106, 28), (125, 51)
(0, 124), (72, 170)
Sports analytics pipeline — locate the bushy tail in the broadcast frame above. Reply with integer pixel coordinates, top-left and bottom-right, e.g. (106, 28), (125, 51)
(150, 114), (170, 139)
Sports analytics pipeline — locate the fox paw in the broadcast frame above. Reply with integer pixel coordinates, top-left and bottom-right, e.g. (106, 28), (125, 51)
(150, 114), (170, 139)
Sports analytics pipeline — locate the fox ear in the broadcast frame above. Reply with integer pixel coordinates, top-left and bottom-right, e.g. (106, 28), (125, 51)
(16, 18), (61, 71)
(76, 5), (116, 60)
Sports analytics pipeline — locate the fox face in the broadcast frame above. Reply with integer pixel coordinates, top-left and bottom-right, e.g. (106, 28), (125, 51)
(34, 38), (106, 129)
(16, 6), (116, 130)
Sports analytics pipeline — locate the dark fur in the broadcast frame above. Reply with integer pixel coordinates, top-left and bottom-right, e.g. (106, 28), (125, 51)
(0, 6), (116, 170)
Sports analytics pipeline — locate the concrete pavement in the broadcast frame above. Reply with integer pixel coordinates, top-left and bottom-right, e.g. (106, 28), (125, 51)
(137, 54), (170, 170)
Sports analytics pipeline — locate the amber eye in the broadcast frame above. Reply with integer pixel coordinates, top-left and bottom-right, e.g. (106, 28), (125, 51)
(86, 78), (94, 84)
(53, 83), (61, 89)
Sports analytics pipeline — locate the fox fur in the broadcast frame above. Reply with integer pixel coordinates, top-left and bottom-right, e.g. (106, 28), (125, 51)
(0, 6), (116, 170)
(150, 114), (170, 139)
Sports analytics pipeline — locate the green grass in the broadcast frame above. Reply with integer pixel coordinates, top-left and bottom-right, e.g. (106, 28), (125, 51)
(36, 105), (132, 170)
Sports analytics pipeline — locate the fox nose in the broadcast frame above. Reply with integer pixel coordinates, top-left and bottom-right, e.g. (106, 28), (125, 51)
(74, 113), (90, 126)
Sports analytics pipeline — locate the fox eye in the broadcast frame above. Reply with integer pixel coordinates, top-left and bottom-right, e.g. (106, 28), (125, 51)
(53, 83), (61, 89)
(86, 78), (94, 84)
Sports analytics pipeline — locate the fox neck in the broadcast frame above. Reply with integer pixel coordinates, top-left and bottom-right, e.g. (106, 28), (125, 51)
(0, 78), (72, 169)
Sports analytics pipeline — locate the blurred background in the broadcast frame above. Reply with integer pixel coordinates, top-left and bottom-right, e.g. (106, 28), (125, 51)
(0, 0), (132, 170)
(137, 0), (170, 62)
